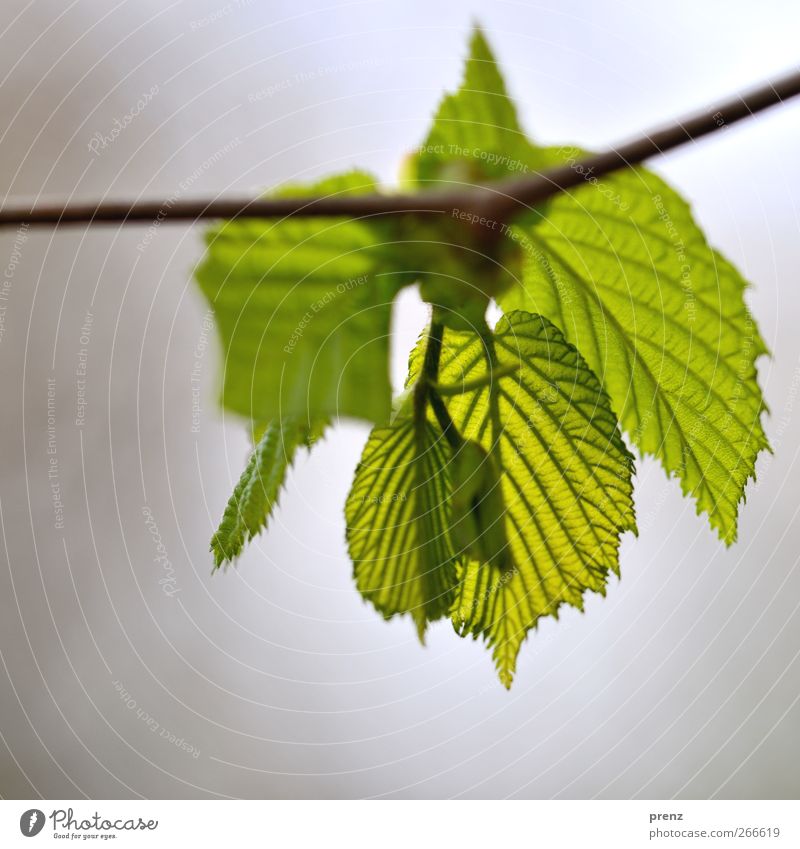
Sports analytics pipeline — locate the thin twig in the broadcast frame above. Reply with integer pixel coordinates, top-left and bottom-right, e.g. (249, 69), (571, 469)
(477, 66), (800, 223)
(1, 68), (798, 229)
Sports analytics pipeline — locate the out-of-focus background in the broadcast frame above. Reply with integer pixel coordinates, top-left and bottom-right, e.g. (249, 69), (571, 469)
(0, 0), (798, 800)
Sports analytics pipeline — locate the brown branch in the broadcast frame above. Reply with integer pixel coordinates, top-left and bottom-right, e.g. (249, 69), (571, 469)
(478, 66), (800, 222)
(1, 67), (799, 229)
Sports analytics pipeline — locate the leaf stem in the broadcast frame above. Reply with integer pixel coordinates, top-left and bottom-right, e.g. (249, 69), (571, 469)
(478, 325), (505, 469)
(415, 315), (463, 450)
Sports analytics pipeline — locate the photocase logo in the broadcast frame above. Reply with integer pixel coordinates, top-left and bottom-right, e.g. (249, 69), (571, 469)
(19, 809), (45, 837)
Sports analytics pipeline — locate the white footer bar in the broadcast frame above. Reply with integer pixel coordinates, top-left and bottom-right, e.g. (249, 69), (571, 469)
(1, 799), (797, 847)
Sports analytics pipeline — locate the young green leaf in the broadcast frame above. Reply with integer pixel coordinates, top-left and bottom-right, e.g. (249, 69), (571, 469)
(211, 419), (322, 567)
(408, 311), (636, 686)
(195, 171), (402, 425)
(407, 28), (768, 543)
(345, 416), (457, 641)
(450, 439), (511, 571)
(195, 24), (771, 686)
(403, 26), (552, 188)
(499, 157), (769, 543)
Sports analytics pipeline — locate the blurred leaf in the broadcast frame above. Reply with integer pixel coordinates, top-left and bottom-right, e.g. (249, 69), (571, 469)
(195, 171), (402, 425)
(402, 26), (552, 188)
(211, 419), (323, 568)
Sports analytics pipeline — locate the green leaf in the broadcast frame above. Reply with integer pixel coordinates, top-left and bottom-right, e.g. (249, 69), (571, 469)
(403, 26), (552, 188)
(403, 28), (769, 543)
(450, 439), (511, 571)
(194, 24), (771, 686)
(195, 171), (401, 425)
(211, 419), (322, 567)
(345, 416), (458, 641)
(499, 153), (769, 542)
(409, 311), (636, 686)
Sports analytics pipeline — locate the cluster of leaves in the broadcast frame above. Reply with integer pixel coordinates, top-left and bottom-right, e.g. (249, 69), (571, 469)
(195, 28), (768, 686)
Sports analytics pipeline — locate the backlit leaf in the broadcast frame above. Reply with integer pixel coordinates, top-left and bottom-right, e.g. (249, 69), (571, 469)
(195, 171), (402, 425)
(500, 155), (769, 542)
(408, 311), (637, 685)
(345, 416), (457, 640)
(211, 419), (322, 567)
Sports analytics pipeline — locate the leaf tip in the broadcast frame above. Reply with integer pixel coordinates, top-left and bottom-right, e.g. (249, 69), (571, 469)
(414, 613), (428, 646)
